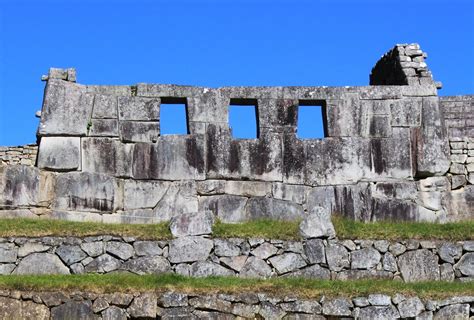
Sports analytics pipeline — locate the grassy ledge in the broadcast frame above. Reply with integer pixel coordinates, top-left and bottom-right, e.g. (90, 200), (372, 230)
(0, 217), (472, 241)
(0, 274), (471, 299)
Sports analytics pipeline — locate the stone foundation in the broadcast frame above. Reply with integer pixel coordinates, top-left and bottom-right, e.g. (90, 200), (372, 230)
(0, 289), (472, 319)
(0, 236), (472, 282)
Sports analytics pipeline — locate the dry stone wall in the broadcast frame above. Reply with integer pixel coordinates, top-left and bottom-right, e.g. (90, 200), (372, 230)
(0, 235), (473, 282)
(0, 289), (472, 319)
(0, 43), (472, 223)
(0, 144), (37, 166)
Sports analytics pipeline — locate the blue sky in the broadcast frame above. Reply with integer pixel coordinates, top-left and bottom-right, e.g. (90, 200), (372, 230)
(0, 0), (473, 145)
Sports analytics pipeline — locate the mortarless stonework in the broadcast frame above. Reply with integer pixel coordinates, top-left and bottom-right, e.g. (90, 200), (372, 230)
(0, 44), (472, 223)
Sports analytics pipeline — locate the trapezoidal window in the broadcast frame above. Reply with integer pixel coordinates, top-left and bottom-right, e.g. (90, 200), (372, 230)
(229, 98), (259, 139)
(159, 97), (189, 135)
(297, 100), (327, 139)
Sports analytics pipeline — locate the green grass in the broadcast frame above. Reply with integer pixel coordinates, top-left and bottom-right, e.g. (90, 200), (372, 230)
(0, 274), (471, 299)
(0, 216), (472, 241)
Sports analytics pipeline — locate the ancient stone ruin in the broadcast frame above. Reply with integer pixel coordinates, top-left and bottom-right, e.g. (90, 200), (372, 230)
(0, 43), (472, 319)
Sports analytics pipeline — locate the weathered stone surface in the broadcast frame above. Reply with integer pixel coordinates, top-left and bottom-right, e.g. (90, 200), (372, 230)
(438, 242), (463, 264)
(351, 248), (381, 269)
(127, 293), (157, 318)
(220, 255), (248, 272)
(168, 236), (213, 263)
(368, 294), (391, 306)
(0, 297), (50, 319)
(56, 245), (87, 265)
(322, 297), (352, 316)
(92, 94), (118, 119)
(53, 172), (120, 213)
(199, 195), (248, 223)
(159, 292), (188, 307)
(382, 252), (398, 272)
(51, 301), (97, 320)
(89, 119), (119, 137)
(286, 264), (331, 279)
(0, 165), (46, 207)
(190, 261), (234, 277)
(122, 256), (171, 275)
(170, 211), (214, 237)
(133, 241), (162, 256)
(105, 241), (134, 260)
(251, 242), (278, 260)
(398, 249), (440, 282)
(358, 305), (400, 320)
(398, 296), (424, 318)
(299, 207), (335, 239)
(304, 239), (326, 264)
(37, 137), (81, 170)
(81, 242), (104, 257)
(18, 242), (49, 257)
(84, 254), (121, 273)
(81, 138), (133, 177)
(240, 256), (272, 278)
(118, 96), (159, 121)
(119, 121), (159, 143)
(326, 243), (350, 271)
(102, 306), (127, 320)
(39, 79), (93, 135)
(214, 239), (241, 257)
(259, 301), (286, 320)
(13, 253), (69, 275)
(434, 304), (470, 320)
(454, 253), (474, 276)
(246, 197), (305, 221)
(0, 243), (17, 263)
(269, 253), (307, 275)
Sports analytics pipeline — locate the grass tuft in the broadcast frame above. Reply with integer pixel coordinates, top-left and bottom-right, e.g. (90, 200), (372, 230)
(0, 274), (471, 299)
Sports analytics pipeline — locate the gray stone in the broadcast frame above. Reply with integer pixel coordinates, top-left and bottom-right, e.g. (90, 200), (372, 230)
(189, 295), (233, 313)
(299, 206), (336, 239)
(0, 264), (15, 275)
(246, 197), (305, 221)
(214, 239), (241, 257)
(37, 137), (81, 170)
(398, 249), (440, 282)
(326, 243), (350, 271)
(259, 301), (286, 320)
(127, 293), (157, 318)
(102, 306), (127, 320)
(353, 297), (370, 307)
(0, 243), (17, 263)
(232, 303), (260, 318)
(280, 300), (321, 313)
(454, 253), (474, 276)
(368, 294), (391, 306)
(416, 311), (433, 320)
(51, 301), (97, 320)
(351, 248), (381, 269)
(398, 297), (424, 318)
(451, 175), (467, 189)
(358, 305), (400, 320)
(304, 238), (326, 264)
(18, 243), (49, 258)
(335, 270), (393, 280)
(463, 241), (474, 251)
(199, 195), (248, 223)
(168, 236), (213, 263)
(272, 183), (308, 204)
(190, 261), (234, 277)
(373, 240), (390, 253)
(84, 254), (122, 273)
(92, 94), (118, 119)
(81, 242), (104, 257)
(440, 263), (455, 281)
(434, 304), (470, 320)
(122, 256), (171, 275)
(119, 121), (159, 143)
(169, 211), (214, 237)
(160, 307), (196, 319)
(89, 119), (119, 137)
(322, 297), (352, 316)
(0, 166), (48, 208)
(103, 292), (134, 306)
(286, 264), (331, 279)
(240, 256), (272, 278)
(225, 180), (272, 197)
(220, 255), (248, 272)
(70, 263), (84, 274)
(118, 96), (159, 121)
(439, 243), (463, 264)
(389, 242), (406, 256)
(105, 241), (134, 260)
(251, 242), (279, 260)
(159, 292), (188, 307)
(382, 252), (398, 272)
(13, 253), (69, 274)
(133, 241), (163, 256)
(124, 180), (169, 210)
(92, 297), (109, 313)
(269, 253), (307, 274)
(56, 245), (87, 265)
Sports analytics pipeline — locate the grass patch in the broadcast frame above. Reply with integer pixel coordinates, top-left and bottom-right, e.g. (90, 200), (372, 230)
(0, 274), (471, 299)
(0, 217), (472, 241)
(333, 216), (474, 241)
(0, 218), (171, 240)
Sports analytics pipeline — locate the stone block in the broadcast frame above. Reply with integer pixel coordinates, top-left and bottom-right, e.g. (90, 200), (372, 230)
(124, 180), (170, 210)
(118, 96), (159, 121)
(13, 253), (70, 275)
(37, 137), (81, 171)
(169, 211), (214, 237)
(454, 253), (474, 276)
(0, 165), (40, 207)
(38, 79), (94, 136)
(187, 89), (227, 123)
(326, 94), (362, 137)
(362, 114), (392, 138)
(272, 183), (309, 204)
(196, 180), (226, 195)
(268, 253), (307, 274)
(119, 121), (159, 143)
(152, 181), (199, 221)
(351, 248), (381, 270)
(246, 197), (305, 221)
(168, 236), (213, 263)
(51, 301), (95, 320)
(224, 181), (272, 197)
(81, 138), (133, 177)
(299, 207), (335, 239)
(398, 249), (440, 282)
(88, 119), (119, 137)
(92, 94), (118, 119)
(390, 98), (422, 127)
(199, 195), (248, 223)
(53, 172), (121, 213)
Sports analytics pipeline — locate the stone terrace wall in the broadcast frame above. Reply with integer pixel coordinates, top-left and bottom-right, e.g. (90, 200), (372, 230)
(1, 43), (472, 223)
(0, 289), (472, 319)
(0, 144), (37, 166)
(0, 235), (473, 282)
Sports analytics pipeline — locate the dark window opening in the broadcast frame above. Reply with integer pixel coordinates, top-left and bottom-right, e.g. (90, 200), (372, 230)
(159, 97), (189, 135)
(229, 98), (259, 139)
(297, 100), (327, 139)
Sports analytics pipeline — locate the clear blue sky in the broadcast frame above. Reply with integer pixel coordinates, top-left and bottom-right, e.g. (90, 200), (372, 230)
(0, 0), (473, 145)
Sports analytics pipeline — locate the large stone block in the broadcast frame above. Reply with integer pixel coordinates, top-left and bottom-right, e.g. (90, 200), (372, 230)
(168, 236), (213, 263)
(13, 253), (70, 275)
(81, 138), (133, 177)
(132, 135), (205, 180)
(398, 249), (440, 282)
(199, 195), (248, 223)
(89, 119), (119, 137)
(187, 89), (227, 123)
(53, 172), (121, 213)
(37, 137), (81, 171)
(326, 94), (362, 137)
(118, 96), (159, 121)
(0, 297), (50, 320)
(246, 197), (305, 221)
(119, 121), (159, 143)
(390, 98), (422, 127)
(124, 180), (170, 210)
(38, 79), (94, 136)
(92, 94), (118, 119)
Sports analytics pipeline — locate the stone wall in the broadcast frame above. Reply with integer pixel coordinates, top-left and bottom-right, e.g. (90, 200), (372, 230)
(0, 235), (472, 282)
(0, 144), (37, 166)
(1, 43), (473, 223)
(0, 289), (472, 319)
